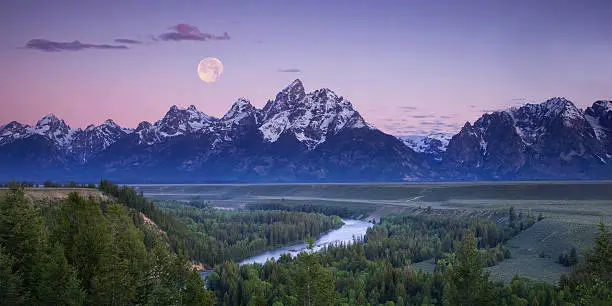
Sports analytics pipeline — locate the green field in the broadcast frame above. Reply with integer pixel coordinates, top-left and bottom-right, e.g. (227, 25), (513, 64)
(133, 181), (612, 284)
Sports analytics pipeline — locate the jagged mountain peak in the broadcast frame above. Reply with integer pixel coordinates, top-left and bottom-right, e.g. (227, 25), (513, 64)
(104, 119), (119, 127)
(0, 121), (32, 145)
(155, 104), (215, 137)
(36, 113), (68, 129)
(32, 113), (72, 146)
(259, 80), (368, 149)
(586, 100), (612, 117)
(136, 121), (152, 131)
(265, 80), (307, 115)
(283, 79), (304, 93)
(222, 98), (256, 122)
(162, 104), (214, 121)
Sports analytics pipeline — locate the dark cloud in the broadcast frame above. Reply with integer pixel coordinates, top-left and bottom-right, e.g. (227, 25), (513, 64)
(398, 106), (418, 111)
(114, 38), (142, 44)
(278, 68), (301, 73)
(159, 24), (230, 41)
(25, 39), (128, 52)
(411, 115), (435, 119)
(469, 105), (477, 109)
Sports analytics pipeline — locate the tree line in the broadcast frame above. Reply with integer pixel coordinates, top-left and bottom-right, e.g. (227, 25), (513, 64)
(0, 180), (96, 188)
(154, 199), (343, 264)
(98, 181), (342, 266)
(207, 222), (611, 305)
(0, 188), (215, 305)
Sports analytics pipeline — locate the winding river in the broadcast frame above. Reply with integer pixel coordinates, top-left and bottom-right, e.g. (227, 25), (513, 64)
(239, 219), (373, 265)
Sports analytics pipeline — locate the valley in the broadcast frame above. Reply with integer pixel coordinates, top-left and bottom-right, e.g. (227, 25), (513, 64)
(134, 181), (612, 284)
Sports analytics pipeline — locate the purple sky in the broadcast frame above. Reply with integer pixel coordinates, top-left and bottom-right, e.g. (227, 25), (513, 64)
(1, 0), (611, 136)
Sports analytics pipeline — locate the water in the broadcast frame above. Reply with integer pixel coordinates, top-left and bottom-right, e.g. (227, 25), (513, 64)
(239, 219), (373, 265)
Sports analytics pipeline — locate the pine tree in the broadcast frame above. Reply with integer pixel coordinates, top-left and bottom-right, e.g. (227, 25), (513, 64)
(443, 229), (492, 306)
(0, 246), (27, 306)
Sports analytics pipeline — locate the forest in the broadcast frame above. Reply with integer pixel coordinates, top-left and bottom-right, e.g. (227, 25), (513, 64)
(154, 199), (343, 263)
(1, 181), (611, 305)
(0, 187), (215, 305)
(208, 222), (612, 305)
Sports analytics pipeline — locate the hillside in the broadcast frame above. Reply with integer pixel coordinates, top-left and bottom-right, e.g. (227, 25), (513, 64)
(0, 186), (215, 305)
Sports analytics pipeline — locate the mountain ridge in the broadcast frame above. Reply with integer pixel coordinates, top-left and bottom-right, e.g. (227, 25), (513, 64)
(1, 81), (611, 182)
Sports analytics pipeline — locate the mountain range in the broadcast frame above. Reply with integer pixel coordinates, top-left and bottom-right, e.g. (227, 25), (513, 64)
(1, 79), (611, 183)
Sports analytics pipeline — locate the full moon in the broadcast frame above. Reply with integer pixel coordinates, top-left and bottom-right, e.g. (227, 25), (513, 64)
(197, 57), (223, 83)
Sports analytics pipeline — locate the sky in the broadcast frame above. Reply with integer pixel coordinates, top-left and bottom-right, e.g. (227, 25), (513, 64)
(1, 0), (611, 136)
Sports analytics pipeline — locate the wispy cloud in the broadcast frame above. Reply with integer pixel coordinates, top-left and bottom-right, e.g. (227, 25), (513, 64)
(398, 106), (418, 111)
(278, 68), (301, 73)
(114, 38), (142, 44)
(158, 24), (230, 41)
(480, 108), (501, 113)
(411, 115), (435, 119)
(25, 39), (128, 52)
(420, 121), (443, 126)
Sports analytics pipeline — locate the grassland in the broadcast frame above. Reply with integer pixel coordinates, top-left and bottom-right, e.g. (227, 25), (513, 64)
(0, 187), (109, 203)
(133, 181), (612, 284)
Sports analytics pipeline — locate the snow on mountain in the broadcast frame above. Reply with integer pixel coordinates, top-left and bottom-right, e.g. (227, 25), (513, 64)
(585, 100), (612, 140)
(132, 105), (218, 145)
(154, 104), (216, 137)
(397, 133), (452, 153)
(397, 133), (452, 161)
(33, 114), (74, 147)
(221, 98), (260, 126)
(259, 79), (369, 149)
(0, 121), (33, 145)
(503, 97), (587, 146)
(70, 119), (134, 163)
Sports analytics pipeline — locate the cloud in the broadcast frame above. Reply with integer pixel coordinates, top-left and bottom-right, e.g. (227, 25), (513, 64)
(420, 121), (443, 126)
(411, 115), (435, 119)
(158, 24), (230, 41)
(480, 108), (501, 113)
(440, 115), (453, 119)
(25, 39), (128, 52)
(398, 106), (418, 111)
(278, 68), (301, 73)
(114, 38), (142, 44)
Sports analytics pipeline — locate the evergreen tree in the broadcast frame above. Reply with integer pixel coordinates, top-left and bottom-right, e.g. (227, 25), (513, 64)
(443, 229), (492, 306)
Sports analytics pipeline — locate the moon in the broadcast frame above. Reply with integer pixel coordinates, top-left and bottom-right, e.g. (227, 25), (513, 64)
(197, 57), (223, 83)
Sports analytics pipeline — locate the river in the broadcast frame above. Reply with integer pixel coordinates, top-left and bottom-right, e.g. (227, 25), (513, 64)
(239, 219), (373, 265)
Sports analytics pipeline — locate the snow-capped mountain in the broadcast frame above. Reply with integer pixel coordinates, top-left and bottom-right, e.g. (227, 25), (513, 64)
(70, 119), (133, 164)
(1, 82), (611, 182)
(443, 97), (610, 180)
(584, 100), (612, 156)
(0, 114), (74, 147)
(133, 105), (217, 145)
(396, 133), (452, 161)
(259, 79), (369, 149)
